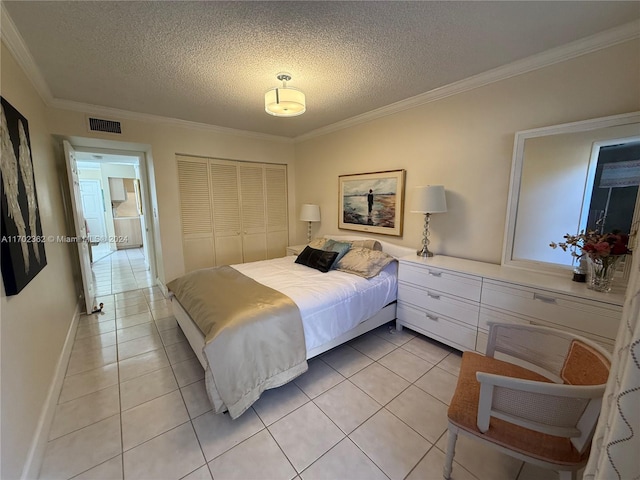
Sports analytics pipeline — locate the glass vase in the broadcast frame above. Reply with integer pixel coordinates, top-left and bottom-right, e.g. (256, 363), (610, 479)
(586, 255), (623, 292)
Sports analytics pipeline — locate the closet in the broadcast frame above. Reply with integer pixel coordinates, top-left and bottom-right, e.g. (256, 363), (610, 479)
(176, 155), (288, 272)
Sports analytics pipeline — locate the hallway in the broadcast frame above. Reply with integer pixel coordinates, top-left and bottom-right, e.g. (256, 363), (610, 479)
(92, 248), (154, 297)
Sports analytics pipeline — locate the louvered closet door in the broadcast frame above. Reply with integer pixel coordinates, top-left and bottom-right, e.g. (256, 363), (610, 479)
(176, 156), (215, 272)
(210, 160), (243, 266)
(239, 164), (267, 263)
(265, 165), (288, 259)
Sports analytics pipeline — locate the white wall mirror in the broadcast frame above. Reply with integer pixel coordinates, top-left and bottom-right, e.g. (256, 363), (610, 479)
(502, 111), (640, 279)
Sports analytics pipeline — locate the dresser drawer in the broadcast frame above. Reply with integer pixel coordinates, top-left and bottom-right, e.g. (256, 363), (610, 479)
(398, 282), (480, 327)
(481, 279), (621, 340)
(398, 261), (482, 302)
(397, 303), (477, 351)
(478, 305), (530, 332)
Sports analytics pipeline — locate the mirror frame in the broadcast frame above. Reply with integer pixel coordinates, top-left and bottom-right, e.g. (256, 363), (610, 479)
(502, 111), (640, 275)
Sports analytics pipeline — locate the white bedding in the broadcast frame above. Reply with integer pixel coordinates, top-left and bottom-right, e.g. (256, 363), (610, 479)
(232, 255), (398, 350)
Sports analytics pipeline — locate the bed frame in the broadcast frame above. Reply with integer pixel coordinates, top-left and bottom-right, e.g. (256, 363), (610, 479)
(172, 235), (415, 370)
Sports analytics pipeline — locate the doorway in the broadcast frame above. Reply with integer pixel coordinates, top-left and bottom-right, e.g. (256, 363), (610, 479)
(74, 150), (156, 297)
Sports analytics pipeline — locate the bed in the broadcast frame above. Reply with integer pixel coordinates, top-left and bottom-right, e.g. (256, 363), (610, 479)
(168, 235), (415, 418)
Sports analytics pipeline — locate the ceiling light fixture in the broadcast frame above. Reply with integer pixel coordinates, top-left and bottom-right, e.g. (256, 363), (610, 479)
(265, 72), (306, 117)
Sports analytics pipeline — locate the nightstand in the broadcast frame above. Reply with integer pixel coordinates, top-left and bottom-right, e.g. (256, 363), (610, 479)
(286, 244), (306, 256)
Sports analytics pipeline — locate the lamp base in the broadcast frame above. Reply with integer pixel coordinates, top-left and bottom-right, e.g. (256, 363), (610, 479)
(417, 248), (434, 258)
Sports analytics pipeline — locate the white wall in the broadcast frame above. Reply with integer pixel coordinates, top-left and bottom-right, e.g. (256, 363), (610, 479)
(294, 40), (640, 264)
(0, 41), (79, 480)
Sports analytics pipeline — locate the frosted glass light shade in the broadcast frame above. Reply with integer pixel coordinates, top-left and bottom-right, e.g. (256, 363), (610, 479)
(299, 204), (321, 222)
(410, 185), (447, 213)
(265, 87), (306, 117)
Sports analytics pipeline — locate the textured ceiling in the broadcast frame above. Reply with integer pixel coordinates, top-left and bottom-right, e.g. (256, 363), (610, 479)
(3, 1), (640, 138)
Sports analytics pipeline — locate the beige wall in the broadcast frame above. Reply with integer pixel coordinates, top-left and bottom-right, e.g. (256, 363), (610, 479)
(46, 107), (296, 285)
(1, 42), (79, 479)
(294, 40), (640, 264)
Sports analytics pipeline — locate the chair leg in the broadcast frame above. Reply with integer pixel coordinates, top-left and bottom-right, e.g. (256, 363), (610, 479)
(443, 424), (458, 480)
(558, 470), (577, 480)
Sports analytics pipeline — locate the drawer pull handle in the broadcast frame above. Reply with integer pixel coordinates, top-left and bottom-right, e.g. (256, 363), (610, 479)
(427, 293), (441, 300)
(426, 313), (439, 321)
(428, 270), (442, 277)
(534, 293), (557, 304)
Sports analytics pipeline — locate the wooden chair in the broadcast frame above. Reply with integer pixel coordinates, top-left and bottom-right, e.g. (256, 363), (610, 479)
(444, 322), (611, 480)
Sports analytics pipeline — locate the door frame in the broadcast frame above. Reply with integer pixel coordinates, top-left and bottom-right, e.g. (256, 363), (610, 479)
(64, 143), (159, 287)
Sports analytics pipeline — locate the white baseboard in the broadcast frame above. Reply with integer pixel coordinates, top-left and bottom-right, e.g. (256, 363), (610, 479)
(157, 278), (169, 297)
(21, 302), (81, 480)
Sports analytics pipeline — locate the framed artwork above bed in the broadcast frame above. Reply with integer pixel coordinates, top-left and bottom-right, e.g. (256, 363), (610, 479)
(338, 169), (405, 236)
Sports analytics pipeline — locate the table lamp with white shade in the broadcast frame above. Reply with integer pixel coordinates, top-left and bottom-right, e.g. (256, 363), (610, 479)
(410, 185), (447, 257)
(300, 204), (321, 242)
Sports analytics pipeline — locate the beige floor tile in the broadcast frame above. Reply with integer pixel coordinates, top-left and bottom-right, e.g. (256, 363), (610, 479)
(172, 356), (205, 387)
(373, 322), (416, 346)
(115, 295), (148, 309)
(350, 409), (430, 480)
(387, 385), (449, 443)
(117, 332), (163, 361)
(120, 365), (178, 411)
(71, 455), (123, 480)
(293, 359), (344, 398)
(349, 332), (398, 360)
(117, 321), (158, 344)
(155, 315), (178, 332)
(49, 385), (120, 440)
(182, 465), (213, 480)
(406, 446), (477, 480)
(159, 326), (187, 346)
(66, 345), (117, 376)
(165, 340), (196, 364)
(123, 423), (205, 480)
(78, 310), (116, 326)
(152, 306), (173, 320)
(39, 415), (121, 480)
(118, 348), (170, 382)
(401, 335), (452, 364)
(414, 366), (458, 405)
(268, 402), (344, 473)
(320, 344), (373, 377)
(116, 302), (150, 318)
(208, 429), (296, 480)
(181, 380), (212, 419)
(192, 408), (265, 461)
(148, 298), (172, 310)
(121, 390), (189, 450)
(59, 363), (118, 404)
(378, 347), (434, 382)
(301, 437), (388, 480)
(350, 363), (410, 405)
(518, 462), (572, 480)
(72, 331), (117, 355)
(313, 380), (381, 434)
(438, 351), (463, 376)
(253, 382), (310, 426)
(115, 311), (153, 330)
(435, 434), (522, 480)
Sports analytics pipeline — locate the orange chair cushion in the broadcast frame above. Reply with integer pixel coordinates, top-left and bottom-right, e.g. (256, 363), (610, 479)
(447, 352), (590, 466)
(561, 340), (610, 386)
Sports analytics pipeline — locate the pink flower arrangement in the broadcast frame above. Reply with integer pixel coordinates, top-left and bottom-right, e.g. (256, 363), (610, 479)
(550, 231), (631, 261)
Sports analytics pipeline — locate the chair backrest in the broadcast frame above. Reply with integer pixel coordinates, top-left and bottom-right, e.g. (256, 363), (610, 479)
(482, 322), (612, 454)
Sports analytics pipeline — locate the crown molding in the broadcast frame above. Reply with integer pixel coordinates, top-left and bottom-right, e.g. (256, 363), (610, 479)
(1, 3), (53, 103)
(295, 20), (640, 142)
(48, 98), (295, 143)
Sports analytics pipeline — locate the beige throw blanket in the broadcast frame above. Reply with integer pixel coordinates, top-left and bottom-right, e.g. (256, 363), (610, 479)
(167, 266), (308, 418)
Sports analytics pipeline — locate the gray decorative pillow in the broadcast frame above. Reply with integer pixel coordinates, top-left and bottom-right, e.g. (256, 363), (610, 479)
(335, 247), (396, 278)
(322, 239), (352, 269)
(349, 239), (383, 251)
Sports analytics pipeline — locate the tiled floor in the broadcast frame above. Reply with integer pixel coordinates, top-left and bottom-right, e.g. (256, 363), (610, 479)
(39, 290), (571, 480)
(92, 248), (154, 297)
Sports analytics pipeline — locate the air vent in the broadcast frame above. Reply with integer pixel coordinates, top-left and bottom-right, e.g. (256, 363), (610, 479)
(87, 117), (122, 134)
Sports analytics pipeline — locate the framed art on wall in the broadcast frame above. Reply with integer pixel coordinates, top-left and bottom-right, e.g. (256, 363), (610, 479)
(338, 169), (405, 236)
(1, 96), (47, 295)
